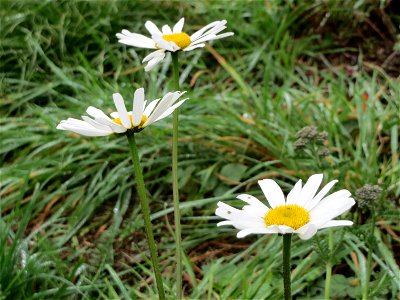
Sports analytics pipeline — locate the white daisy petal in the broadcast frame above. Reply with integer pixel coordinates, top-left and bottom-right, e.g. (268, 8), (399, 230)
(296, 224), (318, 240)
(86, 106), (112, 120)
(192, 22), (229, 43)
(319, 220), (353, 229)
(144, 55), (165, 72)
(154, 98), (187, 122)
(217, 220), (234, 227)
(211, 32), (234, 40)
(132, 88), (145, 126)
(274, 225), (295, 234)
(215, 201), (247, 221)
(188, 34), (217, 45)
(145, 21), (163, 35)
(215, 202), (263, 224)
(143, 92), (177, 126)
(241, 205), (267, 218)
(190, 21), (221, 41)
(296, 173), (323, 206)
(57, 123), (112, 137)
(218, 220), (264, 230)
(62, 118), (91, 127)
(304, 179), (338, 211)
(143, 92), (174, 126)
(152, 35), (175, 51)
(258, 179), (285, 208)
(96, 118), (127, 133)
(162, 24), (172, 34)
(56, 124), (67, 130)
(183, 43), (206, 52)
(191, 31), (234, 45)
(110, 112), (119, 119)
(310, 197), (355, 227)
(236, 194), (269, 214)
(237, 228), (277, 238)
(142, 49), (166, 63)
(116, 31), (156, 49)
(86, 106), (126, 133)
(113, 93), (131, 129)
(314, 189), (352, 208)
(81, 116), (112, 131)
(227, 220), (265, 231)
(286, 179), (302, 204)
(173, 17), (185, 33)
(202, 22), (230, 37)
(143, 99), (160, 117)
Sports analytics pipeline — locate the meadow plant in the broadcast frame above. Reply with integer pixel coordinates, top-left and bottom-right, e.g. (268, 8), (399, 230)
(3, 1), (398, 299)
(215, 174), (355, 299)
(57, 87), (187, 299)
(116, 17), (233, 298)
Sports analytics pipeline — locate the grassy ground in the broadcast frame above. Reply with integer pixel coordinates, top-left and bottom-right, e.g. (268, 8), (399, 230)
(1, 0), (399, 299)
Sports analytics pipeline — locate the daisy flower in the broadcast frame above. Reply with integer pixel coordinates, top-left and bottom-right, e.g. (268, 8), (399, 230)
(116, 18), (234, 71)
(57, 88), (187, 136)
(216, 174), (355, 240)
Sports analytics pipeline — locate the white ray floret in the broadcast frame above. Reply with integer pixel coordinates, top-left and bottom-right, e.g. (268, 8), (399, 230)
(57, 88), (187, 137)
(116, 18), (234, 71)
(216, 174), (355, 240)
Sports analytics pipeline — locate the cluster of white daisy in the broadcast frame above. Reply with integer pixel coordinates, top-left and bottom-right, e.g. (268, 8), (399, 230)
(58, 18), (233, 134)
(57, 15), (354, 241)
(56, 18), (234, 299)
(56, 15), (356, 300)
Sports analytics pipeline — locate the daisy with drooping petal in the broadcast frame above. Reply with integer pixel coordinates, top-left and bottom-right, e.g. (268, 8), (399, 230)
(216, 174), (355, 240)
(57, 88), (187, 136)
(116, 18), (234, 71)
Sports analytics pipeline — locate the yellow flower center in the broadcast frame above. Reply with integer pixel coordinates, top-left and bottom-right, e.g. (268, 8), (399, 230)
(264, 205), (310, 230)
(162, 32), (191, 49)
(113, 115), (148, 129)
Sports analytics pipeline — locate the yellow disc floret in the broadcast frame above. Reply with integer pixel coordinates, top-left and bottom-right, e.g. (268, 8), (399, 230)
(162, 32), (191, 49)
(113, 115), (148, 129)
(264, 204), (310, 230)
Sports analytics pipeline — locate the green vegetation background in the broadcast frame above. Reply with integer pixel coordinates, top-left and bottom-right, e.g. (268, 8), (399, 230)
(1, 0), (399, 299)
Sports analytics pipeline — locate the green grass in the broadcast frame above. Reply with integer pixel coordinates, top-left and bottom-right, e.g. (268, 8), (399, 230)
(1, 0), (399, 299)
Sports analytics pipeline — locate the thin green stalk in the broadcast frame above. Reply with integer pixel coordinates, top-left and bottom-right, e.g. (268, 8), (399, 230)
(126, 133), (165, 300)
(324, 229), (333, 300)
(362, 214), (376, 300)
(171, 51), (182, 300)
(283, 234), (292, 300)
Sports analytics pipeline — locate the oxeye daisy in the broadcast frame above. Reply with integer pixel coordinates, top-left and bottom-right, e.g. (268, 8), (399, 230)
(116, 18), (234, 71)
(216, 174), (355, 240)
(56, 88), (187, 136)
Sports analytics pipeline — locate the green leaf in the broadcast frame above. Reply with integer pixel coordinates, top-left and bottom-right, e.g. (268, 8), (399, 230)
(220, 163), (248, 183)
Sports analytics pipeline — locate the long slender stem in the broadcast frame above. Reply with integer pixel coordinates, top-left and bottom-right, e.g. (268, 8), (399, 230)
(362, 214), (376, 300)
(324, 229), (333, 300)
(171, 52), (182, 300)
(283, 234), (292, 300)
(126, 133), (165, 300)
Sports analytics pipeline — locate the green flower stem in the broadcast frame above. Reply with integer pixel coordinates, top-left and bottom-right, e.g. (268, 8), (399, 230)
(126, 133), (165, 300)
(324, 229), (333, 300)
(171, 51), (183, 300)
(362, 214), (376, 300)
(283, 234), (292, 300)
